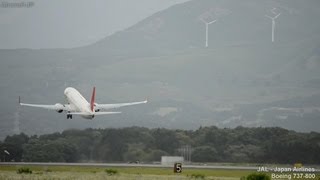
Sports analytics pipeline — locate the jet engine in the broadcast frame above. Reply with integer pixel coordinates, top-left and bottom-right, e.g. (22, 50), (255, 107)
(94, 103), (100, 112)
(55, 103), (64, 113)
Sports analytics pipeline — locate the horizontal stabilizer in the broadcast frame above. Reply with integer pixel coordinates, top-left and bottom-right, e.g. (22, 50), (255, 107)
(68, 112), (121, 115)
(95, 112), (121, 115)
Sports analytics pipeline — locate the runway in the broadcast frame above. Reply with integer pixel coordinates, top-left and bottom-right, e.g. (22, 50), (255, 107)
(0, 162), (258, 170)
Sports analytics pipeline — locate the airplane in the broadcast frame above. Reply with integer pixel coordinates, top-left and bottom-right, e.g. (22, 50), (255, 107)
(19, 87), (147, 119)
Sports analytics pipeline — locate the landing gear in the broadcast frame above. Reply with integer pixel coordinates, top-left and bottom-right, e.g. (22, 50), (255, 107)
(67, 114), (73, 119)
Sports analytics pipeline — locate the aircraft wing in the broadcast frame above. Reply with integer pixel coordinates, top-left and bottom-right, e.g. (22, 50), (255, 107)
(20, 102), (72, 111)
(96, 100), (147, 110)
(20, 103), (58, 110)
(19, 97), (72, 111)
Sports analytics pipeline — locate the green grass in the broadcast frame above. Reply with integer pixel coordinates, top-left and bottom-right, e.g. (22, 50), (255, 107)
(0, 164), (255, 178)
(0, 171), (240, 180)
(1, 165), (319, 180)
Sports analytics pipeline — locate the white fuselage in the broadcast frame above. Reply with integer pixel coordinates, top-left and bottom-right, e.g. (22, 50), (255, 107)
(64, 87), (94, 119)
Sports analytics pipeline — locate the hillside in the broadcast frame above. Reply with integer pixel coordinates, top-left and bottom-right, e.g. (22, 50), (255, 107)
(1, 0), (320, 139)
(81, 0), (320, 56)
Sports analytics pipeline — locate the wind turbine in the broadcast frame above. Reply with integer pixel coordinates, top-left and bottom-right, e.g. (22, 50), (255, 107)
(265, 8), (281, 42)
(200, 19), (217, 47)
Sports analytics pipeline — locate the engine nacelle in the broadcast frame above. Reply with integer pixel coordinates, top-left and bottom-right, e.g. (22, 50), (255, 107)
(94, 103), (100, 112)
(55, 103), (64, 113)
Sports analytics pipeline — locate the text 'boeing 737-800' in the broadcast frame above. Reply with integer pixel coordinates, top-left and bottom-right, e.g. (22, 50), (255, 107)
(19, 87), (147, 119)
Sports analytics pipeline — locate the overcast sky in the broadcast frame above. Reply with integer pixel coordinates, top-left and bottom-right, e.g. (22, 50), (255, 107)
(0, 0), (189, 49)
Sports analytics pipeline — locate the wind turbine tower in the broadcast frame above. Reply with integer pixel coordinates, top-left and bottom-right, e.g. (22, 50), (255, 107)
(265, 8), (281, 42)
(200, 18), (217, 48)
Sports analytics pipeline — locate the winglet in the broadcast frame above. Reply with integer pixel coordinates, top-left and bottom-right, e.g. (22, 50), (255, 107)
(90, 87), (96, 112)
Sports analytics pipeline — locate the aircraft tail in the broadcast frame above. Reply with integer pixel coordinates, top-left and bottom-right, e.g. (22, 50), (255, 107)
(90, 87), (96, 112)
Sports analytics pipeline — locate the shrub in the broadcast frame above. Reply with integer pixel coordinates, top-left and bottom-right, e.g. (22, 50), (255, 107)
(246, 173), (270, 180)
(105, 169), (118, 176)
(17, 167), (32, 174)
(191, 173), (205, 179)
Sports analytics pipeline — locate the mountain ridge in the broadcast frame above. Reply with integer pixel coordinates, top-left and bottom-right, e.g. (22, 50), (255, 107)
(1, 0), (320, 139)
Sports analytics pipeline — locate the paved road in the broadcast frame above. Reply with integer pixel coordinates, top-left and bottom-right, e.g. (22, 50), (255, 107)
(0, 162), (319, 172)
(0, 162), (257, 170)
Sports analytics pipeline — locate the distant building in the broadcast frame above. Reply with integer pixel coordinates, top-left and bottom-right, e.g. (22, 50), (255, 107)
(161, 156), (184, 165)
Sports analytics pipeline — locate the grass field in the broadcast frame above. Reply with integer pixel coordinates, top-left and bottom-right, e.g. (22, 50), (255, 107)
(1, 165), (319, 180)
(0, 172), (241, 180)
(0, 165), (254, 180)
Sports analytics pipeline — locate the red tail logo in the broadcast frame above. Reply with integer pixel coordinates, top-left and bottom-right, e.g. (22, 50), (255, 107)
(90, 87), (96, 112)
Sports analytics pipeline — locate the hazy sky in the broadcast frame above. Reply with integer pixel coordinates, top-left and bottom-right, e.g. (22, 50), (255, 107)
(0, 0), (189, 49)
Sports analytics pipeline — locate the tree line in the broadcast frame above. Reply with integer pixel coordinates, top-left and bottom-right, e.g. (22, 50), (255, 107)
(0, 126), (319, 164)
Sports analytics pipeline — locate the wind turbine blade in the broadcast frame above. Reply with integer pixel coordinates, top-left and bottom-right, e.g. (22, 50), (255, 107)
(199, 18), (207, 24)
(274, 13), (281, 19)
(208, 20), (217, 24)
(265, 15), (273, 19)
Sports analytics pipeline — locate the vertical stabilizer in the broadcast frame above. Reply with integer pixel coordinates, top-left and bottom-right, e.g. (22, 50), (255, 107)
(90, 87), (96, 112)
